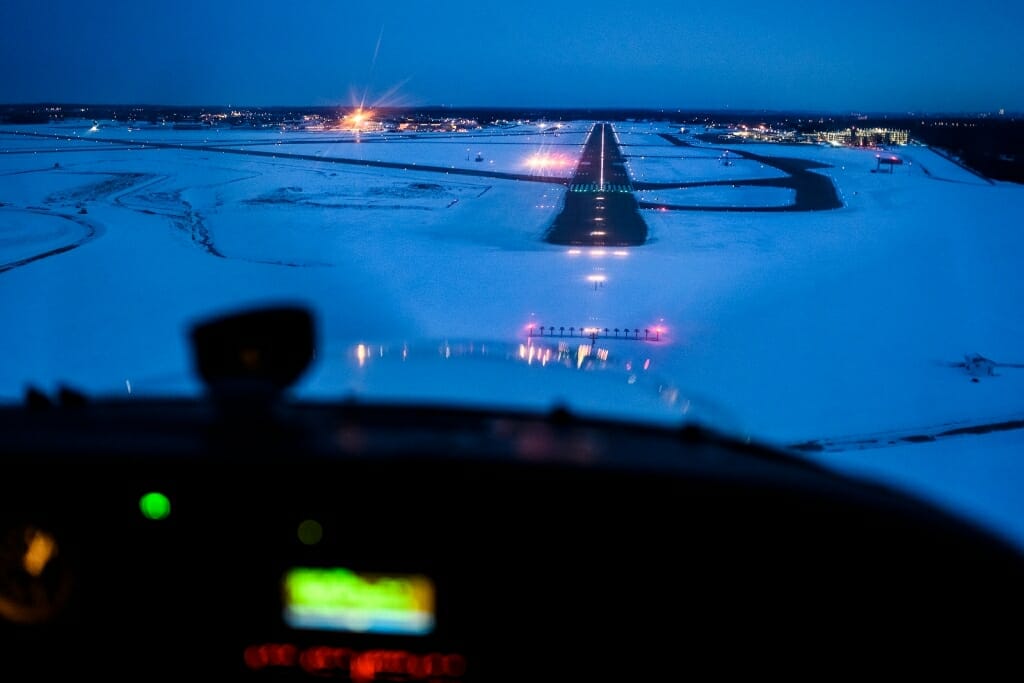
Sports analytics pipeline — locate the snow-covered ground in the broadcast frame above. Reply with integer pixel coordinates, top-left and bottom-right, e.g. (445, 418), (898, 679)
(1, 119), (1023, 549)
(234, 137), (586, 178)
(626, 155), (788, 184)
(637, 186), (796, 208)
(21, 119), (592, 179)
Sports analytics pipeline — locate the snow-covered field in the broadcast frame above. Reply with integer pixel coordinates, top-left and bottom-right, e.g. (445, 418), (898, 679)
(626, 155), (788, 184)
(637, 186), (796, 208)
(2, 118), (1023, 549)
(235, 137), (585, 178)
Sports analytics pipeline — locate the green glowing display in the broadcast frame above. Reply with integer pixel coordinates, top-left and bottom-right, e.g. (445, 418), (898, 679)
(139, 492), (171, 520)
(283, 567), (435, 635)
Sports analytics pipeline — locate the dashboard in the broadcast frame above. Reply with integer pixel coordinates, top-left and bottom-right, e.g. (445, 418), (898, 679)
(2, 306), (1022, 678)
(2, 398), (1023, 680)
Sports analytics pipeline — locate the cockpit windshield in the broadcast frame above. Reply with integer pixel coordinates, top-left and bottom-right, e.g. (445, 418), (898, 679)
(2, 1), (1024, 551)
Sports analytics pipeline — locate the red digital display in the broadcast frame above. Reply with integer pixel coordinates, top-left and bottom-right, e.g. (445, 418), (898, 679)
(243, 643), (467, 681)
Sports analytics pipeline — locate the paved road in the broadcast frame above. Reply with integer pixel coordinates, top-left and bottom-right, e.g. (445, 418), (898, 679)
(0, 209), (101, 275)
(544, 123), (648, 246)
(643, 133), (842, 211)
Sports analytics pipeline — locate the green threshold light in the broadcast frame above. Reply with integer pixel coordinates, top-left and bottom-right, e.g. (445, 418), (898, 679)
(139, 492), (172, 520)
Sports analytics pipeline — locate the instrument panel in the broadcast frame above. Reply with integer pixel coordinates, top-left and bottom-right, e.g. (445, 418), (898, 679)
(2, 402), (1024, 679)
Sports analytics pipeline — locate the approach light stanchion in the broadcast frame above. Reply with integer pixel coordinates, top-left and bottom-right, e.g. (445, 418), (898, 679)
(526, 325), (664, 343)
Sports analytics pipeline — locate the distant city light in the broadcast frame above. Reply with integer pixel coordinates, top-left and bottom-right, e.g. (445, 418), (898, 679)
(341, 108), (378, 132)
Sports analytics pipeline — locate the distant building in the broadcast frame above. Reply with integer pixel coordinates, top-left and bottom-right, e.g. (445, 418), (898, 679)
(396, 118), (480, 133)
(819, 127), (909, 146)
(722, 124), (796, 143)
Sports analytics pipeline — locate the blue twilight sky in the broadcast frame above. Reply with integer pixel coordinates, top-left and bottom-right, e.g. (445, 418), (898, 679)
(1, 0), (1021, 113)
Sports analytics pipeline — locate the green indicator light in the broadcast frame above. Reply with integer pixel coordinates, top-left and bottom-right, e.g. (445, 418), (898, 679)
(139, 492), (171, 520)
(297, 519), (323, 545)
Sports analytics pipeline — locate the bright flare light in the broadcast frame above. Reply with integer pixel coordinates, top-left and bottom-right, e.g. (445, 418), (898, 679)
(525, 153), (571, 170)
(343, 108), (375, 132)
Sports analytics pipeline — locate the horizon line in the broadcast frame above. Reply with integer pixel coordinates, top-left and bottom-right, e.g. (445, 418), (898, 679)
(0, 102), (1019, 118)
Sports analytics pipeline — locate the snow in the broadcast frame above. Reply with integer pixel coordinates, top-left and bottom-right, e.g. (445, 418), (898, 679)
(625, 155), (788, 183)
(0, 209), (92, 264)
(803, 429), (1024, 552)
(612, 121), (703, 145)
(235, 137), (586, 178)
(2, 120), (1024, 550)
(637, 186), (796, 208)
